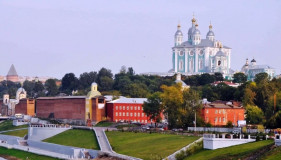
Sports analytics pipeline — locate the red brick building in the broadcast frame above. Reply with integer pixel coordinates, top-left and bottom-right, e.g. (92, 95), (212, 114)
(106, 97), (162, 124)
(15, 99), (35, 116)
(201, 100), (245, 126)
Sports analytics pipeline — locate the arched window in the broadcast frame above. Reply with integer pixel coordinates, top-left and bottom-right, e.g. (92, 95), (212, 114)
(218, 60), (221, 66)
(199, 59), (203, 70)
(179, 60), (183, 70)
(189, 59), (194, 72)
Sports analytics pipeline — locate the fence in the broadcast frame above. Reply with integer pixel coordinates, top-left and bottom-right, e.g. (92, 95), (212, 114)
(188, 127), (270, 133)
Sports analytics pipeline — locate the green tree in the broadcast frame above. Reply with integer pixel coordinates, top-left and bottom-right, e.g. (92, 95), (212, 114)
(199, 73), (215, 85)
(143, 92), (163, 127)
(79, 72), (97, 90)
(233, 72), (247, 83)
(61, 73), (79, 95)
(245, 105), (265, 124)
(254, 72), (269, 84)
(213, 72), (224, 81)
(97, 68), (114, 91)
(45, 79), (59, 96)
(160, 83), (183, 128)
(243, 88), (256, 106)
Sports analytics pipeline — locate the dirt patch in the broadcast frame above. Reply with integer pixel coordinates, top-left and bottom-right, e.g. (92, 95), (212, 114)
(0, 155), (21, 160)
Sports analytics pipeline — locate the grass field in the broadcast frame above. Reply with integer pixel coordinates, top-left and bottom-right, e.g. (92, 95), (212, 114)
(2, 129), (28, 137)
(184, 140), (274, 160)
(0, 120), (28, 131)
(260, 146), (281, 160)
(106, 131), (199, 160)
(95, 121), (114, 127)
(43, 129), (100, 150)
(0, 147), (58, 160)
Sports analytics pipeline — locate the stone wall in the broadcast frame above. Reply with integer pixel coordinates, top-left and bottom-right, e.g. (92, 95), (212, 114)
(28, 125), (71, 141)
(203, 134), (255, 150)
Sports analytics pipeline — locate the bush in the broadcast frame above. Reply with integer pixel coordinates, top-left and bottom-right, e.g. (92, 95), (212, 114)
(176, 140), (203, 160)
(175, 150), (185, 160)
(226, 121), (233, 128)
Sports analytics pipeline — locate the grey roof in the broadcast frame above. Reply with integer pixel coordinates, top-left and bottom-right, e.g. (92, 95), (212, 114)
(173, 39), (231, 49)
(37, 96), (87, 100)
(193, 29), (201, 35)
(206, 30), (215, 36)
(216, 50), (226, 57)
(175, 30), (183, 36)
(175, 79), (188, 86)
(251, 59), (256, 62)
(7, 64), (18, 76)
(249, 65), (274, 70)
(108, 97), (147, 104)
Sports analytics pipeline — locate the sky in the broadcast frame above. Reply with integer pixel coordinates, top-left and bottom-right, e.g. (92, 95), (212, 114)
(0, 0), (281, 78)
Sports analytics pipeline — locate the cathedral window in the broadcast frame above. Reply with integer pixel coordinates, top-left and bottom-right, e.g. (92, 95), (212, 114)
(190, 50), (194, 56)
(218, 60), (221, 66)
(179, 51), (184, 56)
(199, 59), (203, 70)
(179, 60), (183, 70)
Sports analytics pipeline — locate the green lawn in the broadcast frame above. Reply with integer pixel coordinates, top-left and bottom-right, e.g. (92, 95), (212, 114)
(260, 146), (281, 160)
(2, 129), (28, 137)
(0, 120), (28, 131)
(184, 140), (274, 160)
(0, 146), (58, 160)
(95, 121), (114, 127)
(106, 131), (199, 160)
(43, 129), (100, 150)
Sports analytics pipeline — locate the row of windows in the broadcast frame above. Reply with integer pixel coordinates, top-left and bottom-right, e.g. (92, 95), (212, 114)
(116, 119), (148, 123)
(206, 109), (226, 114)
(115, 112), (146, 117)
(116, 106), (142, 111)
(206, 117), (226, 122)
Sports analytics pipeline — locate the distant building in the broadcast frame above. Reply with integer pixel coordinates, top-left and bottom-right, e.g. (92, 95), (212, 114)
(106, 97), (164, 124)
(0, 64), (54, 83)
(172, 16), (232, 77)
(175, 73), (190, 90)
(212, 81), (240, 88)
(201, 99), (245, 126)
(6, 64), (19, 82)
(241, 58), (275, 80)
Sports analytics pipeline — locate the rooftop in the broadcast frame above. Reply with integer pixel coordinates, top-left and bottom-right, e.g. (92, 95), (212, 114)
(7, 64), (18, 76)
(108, 97), (147, 104)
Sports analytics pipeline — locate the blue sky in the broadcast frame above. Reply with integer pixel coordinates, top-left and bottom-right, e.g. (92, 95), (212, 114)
(0, 0), (281, 78)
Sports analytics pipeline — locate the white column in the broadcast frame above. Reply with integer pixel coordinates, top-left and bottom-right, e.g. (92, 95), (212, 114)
(195, 50), (198, 72)
(185, 50), (188, 73)
(175, 51), (178, 72)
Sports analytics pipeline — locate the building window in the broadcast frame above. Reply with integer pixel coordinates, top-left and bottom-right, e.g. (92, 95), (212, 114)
(215, 117), (217, 122)
(223, 117), (225, 122)
(130, 113), (133, 117)
(215, 110), (218, 114)
(116, 112), (118, 116)
(123, 112), (125, 116)
(206, 117), (209, 122)
(116, 106), (118, 110)
(219, 117), (221, 122)
(134, 113), (137, 116)
(142, 113), (144, 117)
(131, 106), (133, 110)
(126, 112), (129, 116)
(138, 113), (140, 117)
(138, 106), (140, 110)
(127, 106), (129, 110)
(123, 106), (125, 110)
(119, 112), (121, 116)
(119, 106), (122, 110)
(219, 110), (221, 114)
(145, 120), (147, 123)
(218, 60), (221, 66)
(206, 109), (209, 114)
(134, 106), (137, 110)
(179, 60), (183, 70)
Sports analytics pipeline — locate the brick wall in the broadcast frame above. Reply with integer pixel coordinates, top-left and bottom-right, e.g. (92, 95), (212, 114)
(15, 99), (28, 115)
(36, 98), (85, 120)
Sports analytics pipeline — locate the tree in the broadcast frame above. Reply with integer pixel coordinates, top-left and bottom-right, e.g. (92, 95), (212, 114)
(61, 73), (79, 94)
(127, 67), (135, 76)
(123, 83), (149, 98)
(143, 92), (163, 127)
(245, 105), (265, 124)
(97, 68), (114, 91)
(254, 72), (269, 84)
(199, 73), (215, 85)
(243, 88), (256, 106)
(233, 72), (247, 83)
(79, 72), (97, 90)
(45, 79), (59, 96)
(214, 72), (224, 81)
(160, 83), (183, 128)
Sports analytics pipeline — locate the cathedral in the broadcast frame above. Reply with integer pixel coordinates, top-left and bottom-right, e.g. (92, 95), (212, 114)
(172, 16), (232, 76)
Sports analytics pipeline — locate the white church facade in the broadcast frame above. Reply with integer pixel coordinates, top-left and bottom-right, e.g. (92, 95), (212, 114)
(172, 16), (232, 76)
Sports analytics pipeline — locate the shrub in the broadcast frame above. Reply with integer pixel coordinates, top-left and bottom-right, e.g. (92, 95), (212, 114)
(175, 150), (185, 160)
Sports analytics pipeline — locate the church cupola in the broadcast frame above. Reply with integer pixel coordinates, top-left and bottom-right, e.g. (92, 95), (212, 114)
(174, 23), (183, 46)
(251, 58), (256, 66)
(188, 15), (197, 43)
(192, 23), (201, 45)
(206, 22), (215, 41)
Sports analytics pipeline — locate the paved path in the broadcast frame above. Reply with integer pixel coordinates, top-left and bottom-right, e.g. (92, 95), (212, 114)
(93, 127), (113, 152)
(0, 128), (28, 133)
